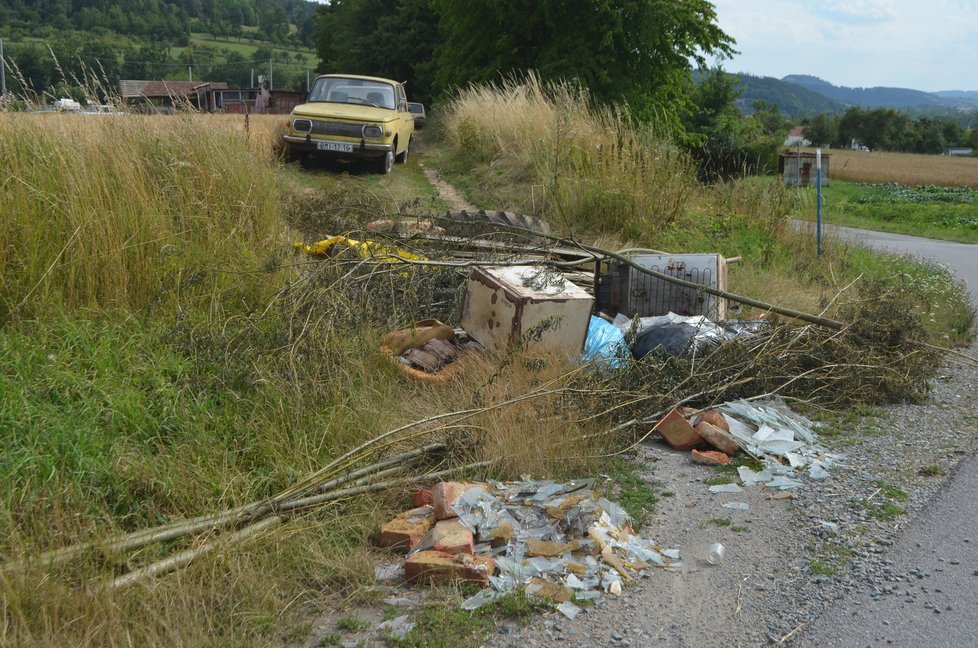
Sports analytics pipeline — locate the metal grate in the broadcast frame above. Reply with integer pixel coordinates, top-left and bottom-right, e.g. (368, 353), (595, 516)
(310, 120), (365, 138)
(625, 261), (718, 318)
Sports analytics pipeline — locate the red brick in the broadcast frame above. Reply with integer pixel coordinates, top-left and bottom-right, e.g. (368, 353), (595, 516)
(412, 488), (433, 508)
(403, 551), (495, 587)
(690, 449), (731, 465)
(692, 409), (730, 433)
(377, 506), (436, 552)
(431, 518), (474, 556)
(431, 481), (480, 520)
(652, 408), (706, 451)
(696, 421), (739, 455)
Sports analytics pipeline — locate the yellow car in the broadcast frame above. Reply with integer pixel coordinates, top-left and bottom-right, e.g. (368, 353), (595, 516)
(283, 74), (415, 174)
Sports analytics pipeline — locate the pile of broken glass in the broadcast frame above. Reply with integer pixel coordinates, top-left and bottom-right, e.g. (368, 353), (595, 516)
(719, 397), (843, 489)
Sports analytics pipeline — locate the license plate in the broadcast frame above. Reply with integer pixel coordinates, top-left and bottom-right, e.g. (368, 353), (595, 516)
(317, 141), (353, 153)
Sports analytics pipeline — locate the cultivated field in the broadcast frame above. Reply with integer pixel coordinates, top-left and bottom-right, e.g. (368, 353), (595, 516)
(825, 148), (978, 188)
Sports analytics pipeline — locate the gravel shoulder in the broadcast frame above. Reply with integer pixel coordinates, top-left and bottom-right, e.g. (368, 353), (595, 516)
(500, 344), (978, 647)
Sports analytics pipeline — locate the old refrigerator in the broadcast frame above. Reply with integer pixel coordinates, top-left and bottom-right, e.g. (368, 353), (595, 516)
(461, 266), (594, 358)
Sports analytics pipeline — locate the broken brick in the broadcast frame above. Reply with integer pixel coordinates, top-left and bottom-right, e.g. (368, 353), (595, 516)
(412, 488), (433, 508)
(696, 421), (739, 455)
(378, 506), (436, 552)
(432, 481), (481, 520)
(692, 409), (730, 433)
(690, 449), (731, 466)
(652, 408), (706, 451)
(403, 550), (495, 587)
(431, 518), (474, 556)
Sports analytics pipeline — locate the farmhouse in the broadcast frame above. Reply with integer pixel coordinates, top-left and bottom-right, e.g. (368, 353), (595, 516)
(784, 126), (811, 148)
(120, 80), (304, 114)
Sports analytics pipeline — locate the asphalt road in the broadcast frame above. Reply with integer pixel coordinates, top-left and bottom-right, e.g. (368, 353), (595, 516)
(796, 224), (978, 648)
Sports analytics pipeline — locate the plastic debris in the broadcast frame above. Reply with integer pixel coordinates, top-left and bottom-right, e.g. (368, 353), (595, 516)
(708, 483), (743, 494)
(582, 316), (628, 368)
(817, 520), (840, 535)
(707, 543), (726, 565)
(377, 615), (416, 640)
(721, 502), (750, 511)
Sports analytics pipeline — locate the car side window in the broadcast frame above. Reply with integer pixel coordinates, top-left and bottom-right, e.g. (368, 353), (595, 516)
(396, 85), (406, 111)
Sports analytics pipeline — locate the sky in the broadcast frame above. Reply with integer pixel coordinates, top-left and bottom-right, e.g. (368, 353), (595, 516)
(712, 0), (978, 92)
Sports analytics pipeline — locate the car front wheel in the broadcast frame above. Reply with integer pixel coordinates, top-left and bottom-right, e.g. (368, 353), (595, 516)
(376, 148), (394, 174)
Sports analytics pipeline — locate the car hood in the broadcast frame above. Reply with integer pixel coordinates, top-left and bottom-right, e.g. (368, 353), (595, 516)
(292, 102), (397, 123)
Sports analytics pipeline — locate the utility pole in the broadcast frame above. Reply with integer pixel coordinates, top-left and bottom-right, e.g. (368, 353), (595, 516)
(188, 65), (193, 82)
(0, 37), (7, 98)
(306, 68), (310, 92)
(250, 68), (254, 88)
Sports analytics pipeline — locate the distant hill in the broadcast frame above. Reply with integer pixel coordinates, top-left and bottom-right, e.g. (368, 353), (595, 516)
(782, 75), (978, 111)
(732, 73), (845, 117)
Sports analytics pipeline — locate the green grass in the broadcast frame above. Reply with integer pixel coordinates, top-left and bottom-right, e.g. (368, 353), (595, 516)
(704, 517), (733, 528)
(317, 632), (342, 646)
(705, 475), (735, 486)
(920, 464), (942, 476)
(874, 481), (909, 502)
(605, 458), (658, 528)
(336, 615), (371, 632)
(798, 179), (978, 244)
(392, 591), (549, 648)
(809, 559), (838, 576)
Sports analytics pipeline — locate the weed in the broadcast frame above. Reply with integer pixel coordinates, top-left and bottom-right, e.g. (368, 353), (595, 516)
(604, 458), (658, 528)
(660, 491), (676, 497)
(336, 616), (371, 632)
(920, 465), (942, 476)
(874, 481), (909, 502)
(809, 560), (838, 576)
(861, 500), (906, 521)
(731, 525), (749, 533)
(705, 517), (733, 528)
(318, 632), (342, 647)
(705, 476), (735, 486)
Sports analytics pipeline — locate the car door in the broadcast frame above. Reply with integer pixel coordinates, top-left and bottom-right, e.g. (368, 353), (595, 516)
(395, 84), (414, 151)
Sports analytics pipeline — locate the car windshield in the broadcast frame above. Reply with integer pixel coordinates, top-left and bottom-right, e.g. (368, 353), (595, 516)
(408, 104), (423, 114)
(308, 77), (396, 109)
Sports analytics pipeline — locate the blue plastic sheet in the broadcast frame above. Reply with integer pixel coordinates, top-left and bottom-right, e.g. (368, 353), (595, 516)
(581, 316), (628, 368)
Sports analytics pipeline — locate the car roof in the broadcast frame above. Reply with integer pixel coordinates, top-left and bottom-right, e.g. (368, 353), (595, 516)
(315, 74), (399, 86)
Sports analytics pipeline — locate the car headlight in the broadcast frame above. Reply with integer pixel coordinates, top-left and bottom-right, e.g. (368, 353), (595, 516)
(361, 124), (383, 139)
(292, 119), (312, 134)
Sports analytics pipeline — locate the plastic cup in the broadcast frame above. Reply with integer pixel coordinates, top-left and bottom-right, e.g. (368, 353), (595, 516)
(707, 542), (725, 565)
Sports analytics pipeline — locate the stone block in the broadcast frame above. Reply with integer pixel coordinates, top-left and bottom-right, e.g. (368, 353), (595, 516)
(652, 408), (705, 451)
(432, 481), (480, 519)
(690, 449), (731, 465)
(412, 488), (433, 508)
(696, 421), (739, 455)
(378, 506), (436, 552)
(692, 409), (730, 433)
(403, 550), (495, 587)
(432, 518), (474, 556)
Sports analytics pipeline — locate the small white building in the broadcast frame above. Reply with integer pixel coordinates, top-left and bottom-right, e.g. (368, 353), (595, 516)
(947, 148), (974, 157)
(784, 126), (811, 148)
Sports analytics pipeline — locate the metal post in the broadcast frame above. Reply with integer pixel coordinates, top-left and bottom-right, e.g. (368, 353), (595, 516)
(268, 59), (272, 91)
(250, 68), (254, 88)
(816, 148), (823, 257)
(188, 65), (193, 82)
(306, 68), (310, 91)
(0, 37), (6, 98)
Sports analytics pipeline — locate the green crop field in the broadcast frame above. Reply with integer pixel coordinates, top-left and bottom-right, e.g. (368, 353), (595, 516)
(799, 179), (978, 243)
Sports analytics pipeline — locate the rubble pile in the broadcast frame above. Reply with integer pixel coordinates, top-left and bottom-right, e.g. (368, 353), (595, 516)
(378, 479), (681, 618)
(652, 398), (840, 489)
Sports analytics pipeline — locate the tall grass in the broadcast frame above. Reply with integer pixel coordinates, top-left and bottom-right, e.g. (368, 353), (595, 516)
(439, 75), (695, 240)
(0, 113), (284, 320)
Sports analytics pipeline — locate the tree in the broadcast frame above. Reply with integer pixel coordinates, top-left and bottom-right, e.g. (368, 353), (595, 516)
(429, 0), (734, 126)
(804, 113), (838, 147)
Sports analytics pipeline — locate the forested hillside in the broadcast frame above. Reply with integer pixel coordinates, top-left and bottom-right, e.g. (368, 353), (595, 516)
(0, 0), (316, 44)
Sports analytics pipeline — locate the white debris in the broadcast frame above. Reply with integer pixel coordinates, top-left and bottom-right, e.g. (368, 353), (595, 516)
(708, 483), (743, 494)
(721, 502), (750, 511)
